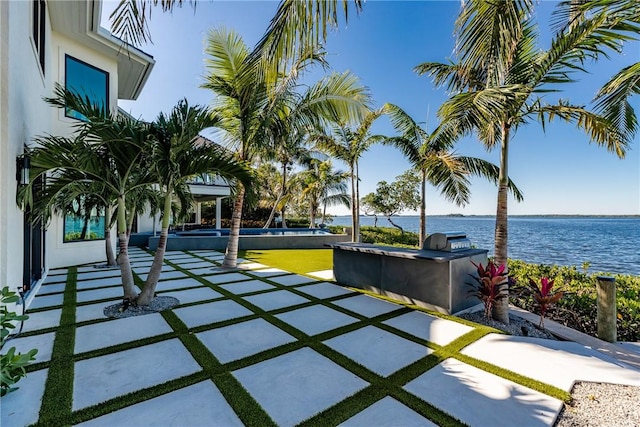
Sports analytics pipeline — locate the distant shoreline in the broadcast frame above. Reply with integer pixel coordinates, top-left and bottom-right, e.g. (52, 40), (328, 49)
(331, 214), (640, 218)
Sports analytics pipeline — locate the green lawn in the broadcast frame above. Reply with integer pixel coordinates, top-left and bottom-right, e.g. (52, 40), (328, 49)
(239, 249), (333, 276)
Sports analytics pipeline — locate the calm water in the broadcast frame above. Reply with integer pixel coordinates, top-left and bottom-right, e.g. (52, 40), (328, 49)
(328, 216), (640, 276)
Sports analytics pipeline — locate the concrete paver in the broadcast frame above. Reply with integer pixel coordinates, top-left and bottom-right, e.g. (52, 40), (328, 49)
(76, 302), (111, 323)
(233, 347), (369, 426)
(339, 396), (437, 427)
(247, 268), (288, 278)
(22, 308), (62, 332)
(158, 286), (221, 305)
(331, 294), (403, 318)
(200, 272), (248, 283)
(324, 325), (432, 376)
(76, 286), (121, 304)
(267, 274), (317, 286)
(76, 380), (243, 427)
(275, 305), (359, 336)
(6, 332), (55, 363)
(174, 261), (217, 269)
(383, 311), (474, 346)
(72, 339), (201, 411)
(154, 277), (203, 291)
(173, 300), (252, 328)
(0, 368), (48, 427)
(76, 270), (121, 281)
(136, 270), (187, 282)
(219, 279), (275, 295)
(76, 277), (122, 290)
(404, 358), (563, 427)
(307, 269), (335, 280)
(461, 333), (640, 390)
(296, 282), (354, 299)
(197, 318), (296, 363)
(29, 293), (65, 309)
(37, 283), (66, 295)
(243, 290), (310, 311)
(74, 313), (172, 354)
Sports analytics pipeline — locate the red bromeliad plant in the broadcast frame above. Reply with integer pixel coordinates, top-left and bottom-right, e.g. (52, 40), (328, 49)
(467, 261), (509, 320)
(526, 277), (564, 329)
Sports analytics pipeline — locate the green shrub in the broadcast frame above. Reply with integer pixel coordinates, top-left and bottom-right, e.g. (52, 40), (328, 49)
(508, 260), (640, 341)
(360, 226), (420, 247)
(284, 218), (311, 228)
(1, 286), (37, 396)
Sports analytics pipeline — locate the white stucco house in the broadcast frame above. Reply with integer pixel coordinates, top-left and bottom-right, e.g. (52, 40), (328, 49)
(0, 0), (155, 303)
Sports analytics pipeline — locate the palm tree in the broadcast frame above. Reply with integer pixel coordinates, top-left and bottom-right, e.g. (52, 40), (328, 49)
(313, 107), (386, 242)
(108, 0), (362, 63)
(300, 159), (350, 228)
(416, 0), (635, 323)
(22, 119), (154, 302)
(384, 104), (523, 244)
(136, 99), (254, 305)
(202, 27), (368, 268)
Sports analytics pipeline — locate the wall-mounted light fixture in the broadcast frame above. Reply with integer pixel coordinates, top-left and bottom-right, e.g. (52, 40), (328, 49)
(16, 155), (31, 186)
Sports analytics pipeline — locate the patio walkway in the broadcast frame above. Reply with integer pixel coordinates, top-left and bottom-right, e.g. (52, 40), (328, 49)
(2, 247), (639, 426)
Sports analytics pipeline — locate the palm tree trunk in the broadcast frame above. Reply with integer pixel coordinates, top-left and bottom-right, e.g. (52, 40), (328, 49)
(354, 160), (361, 242)
(492, 124), (511, 324)
(281, 206), (287, 228)
(420, 169), (427, 246)
(350, 166), (357, 242)
(263, 196), (281, 228)
(117, 196), (137, 301)
(138, 191), (172, 305)
(126, 207), (135, 240)
(309, 203), (316, 228)
(223, 184), (245, 268)
(104, 206), (117, 267)
(321, 202), (327, 224)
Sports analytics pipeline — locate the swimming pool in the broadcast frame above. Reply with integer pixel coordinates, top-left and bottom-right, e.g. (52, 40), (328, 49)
(138, 228), (348, 251)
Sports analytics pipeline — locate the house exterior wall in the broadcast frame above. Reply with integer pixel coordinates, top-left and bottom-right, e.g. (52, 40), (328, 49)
(0, 0), (52, 293)
(45, 32), (119, 269)
(0, 1), (152, 299)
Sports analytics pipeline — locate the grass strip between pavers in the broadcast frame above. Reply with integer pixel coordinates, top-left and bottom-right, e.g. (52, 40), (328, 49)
(32, 267), (77, 427)
(161, 309), (277, 426)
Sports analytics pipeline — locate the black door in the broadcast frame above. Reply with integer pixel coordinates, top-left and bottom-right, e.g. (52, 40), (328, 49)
(22, 176), (45, 291)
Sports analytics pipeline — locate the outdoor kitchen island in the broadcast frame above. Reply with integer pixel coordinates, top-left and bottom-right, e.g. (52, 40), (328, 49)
(330, 233), (488, 314)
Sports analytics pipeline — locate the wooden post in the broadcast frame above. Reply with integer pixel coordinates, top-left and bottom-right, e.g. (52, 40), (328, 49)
(596, 276), (616, 343)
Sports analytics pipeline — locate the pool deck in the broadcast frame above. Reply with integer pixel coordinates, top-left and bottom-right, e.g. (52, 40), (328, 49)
(2, 247), (639, 426)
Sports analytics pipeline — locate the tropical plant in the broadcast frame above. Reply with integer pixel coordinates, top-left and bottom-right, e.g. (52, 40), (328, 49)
(522, 277), (565, 329)
(467, 261), (509, 320)
(1, 287), (37, 397)
(21, 86), (157, 301)
(313, 107), (385, 242)
(417, 0), (637, 323)
(137, 99), (254, 305)
(202, 27), (368, 267)
(299, 159), (350, 228)
(108, 0), (363, 66)
(384, 104), (523, 244)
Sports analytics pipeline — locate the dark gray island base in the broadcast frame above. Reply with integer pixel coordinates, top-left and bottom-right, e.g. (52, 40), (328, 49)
(330, 243), (488, 314)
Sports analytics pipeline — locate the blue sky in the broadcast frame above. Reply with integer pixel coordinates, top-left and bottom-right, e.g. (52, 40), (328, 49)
(102, 1), (639, 216)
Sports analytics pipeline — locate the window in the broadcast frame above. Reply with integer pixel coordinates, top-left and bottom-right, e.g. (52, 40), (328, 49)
(63, 197), (106, 243)
(32, 0), (46, 74)
(65, 55), (109, 120)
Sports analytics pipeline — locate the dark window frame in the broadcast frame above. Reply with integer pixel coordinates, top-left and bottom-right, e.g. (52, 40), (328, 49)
(64, 54), (110, 120)
(32, 0), (46, 75)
